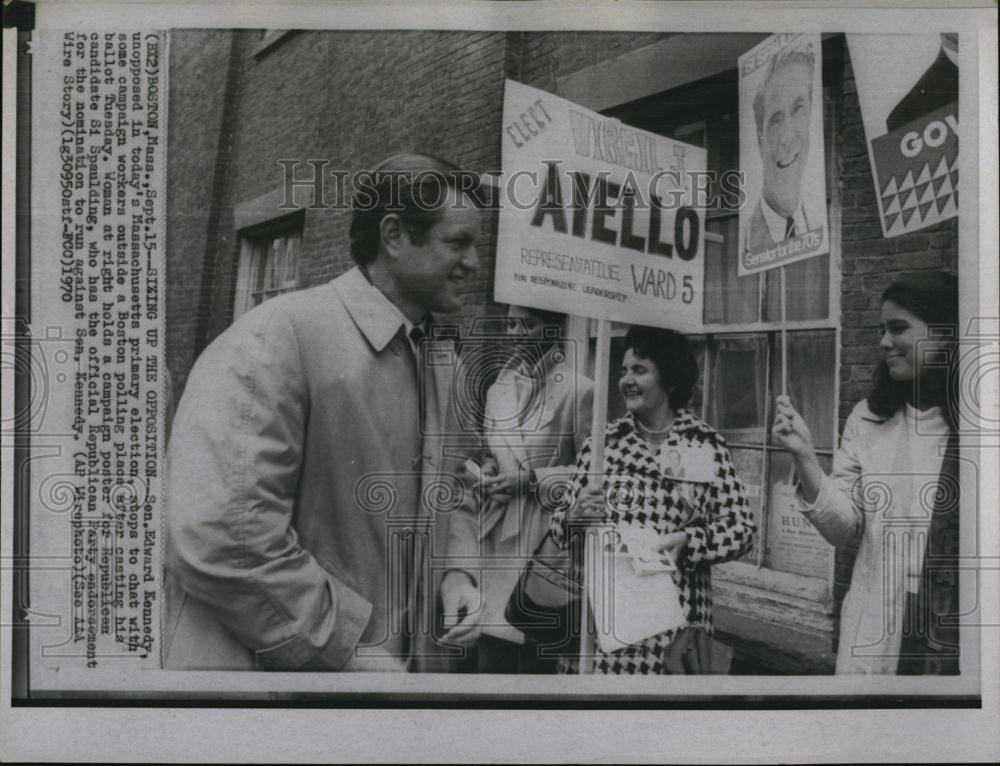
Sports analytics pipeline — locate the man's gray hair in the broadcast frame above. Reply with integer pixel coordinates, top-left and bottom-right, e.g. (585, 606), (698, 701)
(752, 44), (816, 138)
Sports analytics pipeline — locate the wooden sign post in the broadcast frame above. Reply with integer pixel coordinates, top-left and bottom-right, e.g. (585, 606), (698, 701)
(577, 318), (612, 672)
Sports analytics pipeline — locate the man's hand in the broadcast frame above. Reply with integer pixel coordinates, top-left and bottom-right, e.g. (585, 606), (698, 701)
(481, 468), (534, 502)
(481, 455), (499, 478)
(439, 570), (484, 646)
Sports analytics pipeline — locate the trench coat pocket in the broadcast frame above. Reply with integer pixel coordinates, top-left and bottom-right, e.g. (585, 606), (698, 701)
(254, 634), (311, 670)
(253, 574), (374, 671)
(245, 547), (374, 672)
(162, 586), (254, 670)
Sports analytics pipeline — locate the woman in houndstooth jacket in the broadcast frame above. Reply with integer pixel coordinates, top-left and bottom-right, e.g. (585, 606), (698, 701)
(551, 325), (755, 674)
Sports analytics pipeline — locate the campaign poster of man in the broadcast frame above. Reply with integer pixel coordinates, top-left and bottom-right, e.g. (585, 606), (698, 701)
(847, 34), (959, 238)
(738, 33), (829, 276)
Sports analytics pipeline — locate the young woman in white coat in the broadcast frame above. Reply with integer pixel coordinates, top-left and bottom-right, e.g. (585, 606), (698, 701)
(473, 306), (594, 673)
(773, 270), (960, 674)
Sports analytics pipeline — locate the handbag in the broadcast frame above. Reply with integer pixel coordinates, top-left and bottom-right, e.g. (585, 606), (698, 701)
(504, 529), (583, 649)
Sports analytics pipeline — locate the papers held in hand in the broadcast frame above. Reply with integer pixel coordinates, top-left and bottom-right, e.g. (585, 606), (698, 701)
(619, 525), (677, 576)
(588, 526), (687, 654)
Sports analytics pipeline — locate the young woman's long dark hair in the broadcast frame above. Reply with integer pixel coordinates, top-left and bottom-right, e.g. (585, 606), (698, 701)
(866, 270), (960, 429)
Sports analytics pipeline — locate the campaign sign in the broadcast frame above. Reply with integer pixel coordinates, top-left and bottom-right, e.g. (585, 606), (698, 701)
(847, 34), (959, 237)
(494, 80), (706, 331)
(737, 33), (829, 276)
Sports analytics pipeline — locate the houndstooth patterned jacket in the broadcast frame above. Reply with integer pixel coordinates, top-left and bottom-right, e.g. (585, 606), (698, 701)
(548, 410), (755, 673)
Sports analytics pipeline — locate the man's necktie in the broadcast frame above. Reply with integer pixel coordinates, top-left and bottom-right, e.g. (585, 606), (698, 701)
(409, 323), (426, 355)
(784, 216), (798, 240)
(409, 323), (426, 347)
(403, 322), (428, 651)
(408, 323), (426, 385)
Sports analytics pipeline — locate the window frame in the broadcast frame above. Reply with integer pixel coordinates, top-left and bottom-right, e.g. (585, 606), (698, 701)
(232, 211), (305, 320)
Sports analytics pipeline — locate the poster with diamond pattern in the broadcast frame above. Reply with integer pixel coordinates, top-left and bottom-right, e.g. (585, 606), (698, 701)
(847, 34), (959, 238)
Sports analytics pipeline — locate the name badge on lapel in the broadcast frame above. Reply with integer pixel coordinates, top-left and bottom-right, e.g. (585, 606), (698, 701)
(656, 442), (716, 483)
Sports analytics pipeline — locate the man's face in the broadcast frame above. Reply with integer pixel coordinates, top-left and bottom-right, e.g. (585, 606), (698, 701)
(395, 188), (482, 314)
(758, 61), (812, 217)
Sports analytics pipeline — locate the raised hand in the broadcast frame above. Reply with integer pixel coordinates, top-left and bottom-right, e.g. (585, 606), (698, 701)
(772, 394), (816, 459)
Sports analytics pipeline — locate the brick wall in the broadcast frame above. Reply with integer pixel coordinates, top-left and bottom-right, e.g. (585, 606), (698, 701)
(166, 30), (691, 382)
(165, 30), (243, 394)
(195, 31), (516, 354)
(516, 31), (669, 89)
(165, 31), (682, 394)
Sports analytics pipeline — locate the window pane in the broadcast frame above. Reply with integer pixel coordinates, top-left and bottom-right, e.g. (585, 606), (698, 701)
(707, 335), (767, 445)
(703, 215), (760, 325)
(236, 217), (304, 319)
(268, 238), (285, 290)
(283, 234), (300, 286)
(763, 450), (834, 578)
(706, 112), (738, 215)
(250, 241), (268, 292)
(768, 329), (836, 451)
(763, 253), (830, 321)
(671, 119), (706, 148)
(687, 336), (706, 419)
(605, 337), (628, 423)
(730, 446), (765, 563)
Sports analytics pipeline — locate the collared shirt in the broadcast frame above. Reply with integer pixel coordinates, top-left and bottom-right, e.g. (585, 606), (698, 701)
(759, 196), (809, 243)
(357, 265), (427, 356)
(396, 307), (428, 358)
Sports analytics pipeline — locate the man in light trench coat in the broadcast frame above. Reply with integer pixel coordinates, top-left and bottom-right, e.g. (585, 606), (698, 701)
(163, 153), (486, 671)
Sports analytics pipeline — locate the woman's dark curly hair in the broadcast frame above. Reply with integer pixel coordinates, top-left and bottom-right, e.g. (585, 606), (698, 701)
(867, 270), (959, 428)
(622, 325), (699, 412)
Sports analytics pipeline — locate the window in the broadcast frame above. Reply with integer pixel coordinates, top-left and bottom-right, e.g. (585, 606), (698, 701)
(233, 215), (303, 319)
(700, 330), (836, 576)
(604, 38), (844, 586)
